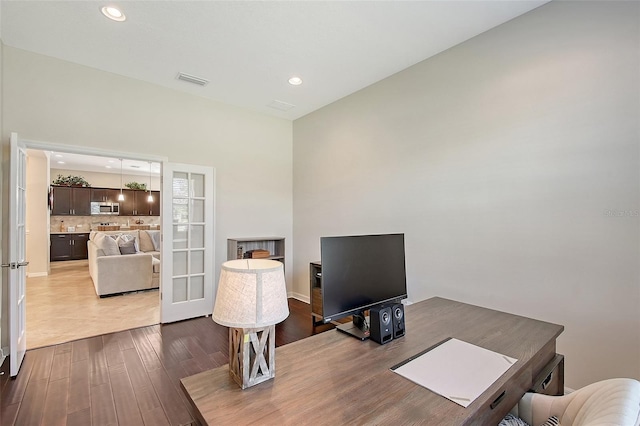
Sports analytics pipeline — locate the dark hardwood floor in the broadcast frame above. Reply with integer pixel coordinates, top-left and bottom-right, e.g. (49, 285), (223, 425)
(0, 299), (336, 426)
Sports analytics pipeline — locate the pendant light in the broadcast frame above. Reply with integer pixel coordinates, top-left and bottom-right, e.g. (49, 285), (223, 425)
(117, 159), (125, 201)
(147, 162), (154, 202)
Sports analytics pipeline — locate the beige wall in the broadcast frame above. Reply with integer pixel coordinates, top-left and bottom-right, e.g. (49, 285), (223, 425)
(1, 46), (293, 350)
(26, 152), (49, 276)
(293, 1), (639, 389)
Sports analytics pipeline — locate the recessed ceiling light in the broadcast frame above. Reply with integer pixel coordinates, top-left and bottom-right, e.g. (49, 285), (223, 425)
(57, 161), (65, 164)
(105, 166), (112, 169)
(54, 154), (63, 158)
(101, 6), (126, 22)
(108, 159), (115, 163)
(288, 76), (303, 86)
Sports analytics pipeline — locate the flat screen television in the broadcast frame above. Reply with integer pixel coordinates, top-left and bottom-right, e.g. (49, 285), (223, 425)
(320, 233), (407, 340)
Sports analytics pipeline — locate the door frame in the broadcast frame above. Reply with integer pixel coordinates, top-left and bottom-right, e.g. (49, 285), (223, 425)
(17, 139), (167, 171)
(5, 137), (168, 360)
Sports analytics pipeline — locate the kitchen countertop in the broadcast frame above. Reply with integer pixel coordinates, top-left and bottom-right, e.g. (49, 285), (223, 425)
(51, 226), (160, 234)
(50, 231), (91, 235)
(118, 226), (161, 230)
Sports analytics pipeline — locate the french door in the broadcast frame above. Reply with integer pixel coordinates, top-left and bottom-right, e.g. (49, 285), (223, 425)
(5, 133), (28, 377)
(161, 163), (215, 323)
(4, 137), (214, 374)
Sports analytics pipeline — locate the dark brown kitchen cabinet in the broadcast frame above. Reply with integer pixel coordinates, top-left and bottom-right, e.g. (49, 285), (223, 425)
(90, 188), (122, 203)
(149, 191), (160, 216)
(51, 186), (91, 216)
(50, 233), (89, 261)
(118, 189), (136, 216)
(119, 189), (160, 216)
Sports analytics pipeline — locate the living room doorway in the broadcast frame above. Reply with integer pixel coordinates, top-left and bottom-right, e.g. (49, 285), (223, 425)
(21, 139), (166, 349)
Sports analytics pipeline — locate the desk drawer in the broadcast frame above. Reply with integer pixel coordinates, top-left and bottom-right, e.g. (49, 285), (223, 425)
(531, 354), (564, 396)
(467, 366), (532, 426)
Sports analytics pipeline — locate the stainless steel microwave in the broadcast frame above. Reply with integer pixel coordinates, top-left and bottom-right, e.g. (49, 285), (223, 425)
(90, 202), (119, 215)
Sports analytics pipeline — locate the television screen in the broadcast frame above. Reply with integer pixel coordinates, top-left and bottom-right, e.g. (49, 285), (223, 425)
(320, 233), (407, 329)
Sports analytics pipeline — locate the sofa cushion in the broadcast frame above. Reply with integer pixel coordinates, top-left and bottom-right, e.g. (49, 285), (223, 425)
(139, 230), (155, 252)
(151, 257), (161, 274)
(145, 230), (161, 251)
(93, 232), (120, 256)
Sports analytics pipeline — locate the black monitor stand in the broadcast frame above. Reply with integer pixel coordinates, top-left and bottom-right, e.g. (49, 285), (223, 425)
(336, 310), (370, 341)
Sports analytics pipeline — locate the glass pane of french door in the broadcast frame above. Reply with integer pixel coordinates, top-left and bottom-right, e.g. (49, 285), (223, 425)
(161, 163), (215, 323)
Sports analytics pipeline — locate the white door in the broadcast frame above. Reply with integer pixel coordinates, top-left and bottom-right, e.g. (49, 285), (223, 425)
(161, 163), (215, 323)
(5, 133), (28, 377)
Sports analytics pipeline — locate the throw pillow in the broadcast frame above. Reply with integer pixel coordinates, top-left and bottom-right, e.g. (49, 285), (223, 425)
(122, 233), (140, 252)
(94, 233), (121, 256)
(498, 413), (529, 426)
(116, 234), (139, 255)
(118, 238), (137, 255)
(541, 417), (560, 426)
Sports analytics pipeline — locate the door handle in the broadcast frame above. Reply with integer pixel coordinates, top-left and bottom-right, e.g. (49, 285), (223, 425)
(1, 261), (28, 269)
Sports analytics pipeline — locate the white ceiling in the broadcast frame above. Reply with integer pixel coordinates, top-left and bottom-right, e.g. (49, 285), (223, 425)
(1, 0), (549, 121)
(42, 150), (161, 176)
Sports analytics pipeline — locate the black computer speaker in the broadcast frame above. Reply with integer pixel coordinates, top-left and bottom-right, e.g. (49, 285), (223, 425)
(370, 305), (393, 344)
(392, 303), (405, 339)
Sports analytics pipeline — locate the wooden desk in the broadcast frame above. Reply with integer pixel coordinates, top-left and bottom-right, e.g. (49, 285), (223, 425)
(181, 297), (563, 425)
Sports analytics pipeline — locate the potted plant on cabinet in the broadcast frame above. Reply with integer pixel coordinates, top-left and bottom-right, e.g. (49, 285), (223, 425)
(125, 182), (147, 190)
(52, 174), (91, 187)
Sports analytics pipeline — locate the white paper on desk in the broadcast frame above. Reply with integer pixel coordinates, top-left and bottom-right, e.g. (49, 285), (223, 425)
(391, 338), (517, 408)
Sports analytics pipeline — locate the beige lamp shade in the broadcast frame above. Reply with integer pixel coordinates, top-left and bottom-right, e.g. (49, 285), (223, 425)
(213, 259), (289, 328)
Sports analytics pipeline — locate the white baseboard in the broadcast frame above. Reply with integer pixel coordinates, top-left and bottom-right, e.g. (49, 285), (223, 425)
(27, 272), (48, 278)
(288, 292), (310, 304)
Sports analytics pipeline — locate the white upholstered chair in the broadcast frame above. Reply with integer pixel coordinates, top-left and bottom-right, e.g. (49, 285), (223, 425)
(515, 378), (640, 426)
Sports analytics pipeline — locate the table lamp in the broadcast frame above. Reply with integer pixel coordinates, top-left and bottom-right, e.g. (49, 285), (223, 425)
(212, 259), (289, 389)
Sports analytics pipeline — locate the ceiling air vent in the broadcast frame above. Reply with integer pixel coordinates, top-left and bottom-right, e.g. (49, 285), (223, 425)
(267, 100), (295, 111)
(176, 72), (209, 86)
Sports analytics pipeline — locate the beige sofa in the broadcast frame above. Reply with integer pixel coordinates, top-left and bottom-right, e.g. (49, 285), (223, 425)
(87, 229), (161, 297)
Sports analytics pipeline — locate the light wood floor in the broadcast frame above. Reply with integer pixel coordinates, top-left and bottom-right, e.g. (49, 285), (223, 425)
(26, 260), (159, 349)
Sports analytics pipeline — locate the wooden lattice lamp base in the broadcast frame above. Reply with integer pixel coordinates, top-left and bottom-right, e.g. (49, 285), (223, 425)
(228, 325), (276, 389)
